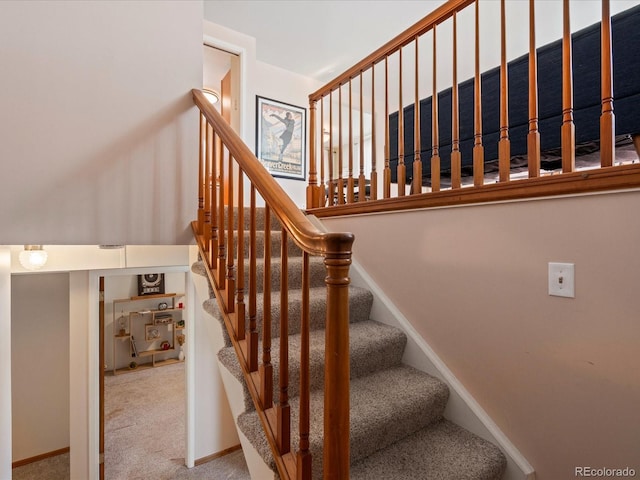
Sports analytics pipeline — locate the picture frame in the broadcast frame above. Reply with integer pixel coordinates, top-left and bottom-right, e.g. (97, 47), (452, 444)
(256, 96), (306, 181)
(137, 273), (165, 296)
(145, 324), (160, 342)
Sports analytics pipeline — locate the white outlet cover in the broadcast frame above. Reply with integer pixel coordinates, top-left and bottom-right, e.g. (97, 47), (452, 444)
(548, 262), (575, 298)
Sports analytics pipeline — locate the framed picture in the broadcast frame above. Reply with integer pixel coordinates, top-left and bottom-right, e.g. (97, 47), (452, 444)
(137, 273), (165, 296)
(256, 96), (306, 181)
(145, 324), (161, 342)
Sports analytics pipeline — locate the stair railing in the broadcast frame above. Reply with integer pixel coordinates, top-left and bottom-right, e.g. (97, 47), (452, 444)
(306, 0), (640, 216)
(192, 89), (354, 480)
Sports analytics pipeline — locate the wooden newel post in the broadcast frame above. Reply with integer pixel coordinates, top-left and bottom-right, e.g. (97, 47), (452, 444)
(307, 100), (321, 209)
(323, 234), (354, 480)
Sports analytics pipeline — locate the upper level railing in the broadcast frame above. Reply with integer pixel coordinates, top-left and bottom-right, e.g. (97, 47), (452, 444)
(306, 0), (640, 215)
(192, 89), (353, 480)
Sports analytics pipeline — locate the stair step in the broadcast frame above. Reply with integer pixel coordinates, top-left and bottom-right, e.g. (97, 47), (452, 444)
(236, 364), (450, 477)
(222, 206), (283, 231)
(235, 230), (303, 259)
(219, 320), (407, 402)
(192, 254), (327, 294)
(203, 286), (373, 343)
(351, 418), (507, 480)
(248, 255), (326, 293)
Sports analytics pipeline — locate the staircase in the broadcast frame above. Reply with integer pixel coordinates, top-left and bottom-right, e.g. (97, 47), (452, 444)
(193, 207), (507, 479)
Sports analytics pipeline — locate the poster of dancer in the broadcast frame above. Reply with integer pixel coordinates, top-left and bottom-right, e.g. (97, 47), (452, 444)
(256, 96), (306, 180)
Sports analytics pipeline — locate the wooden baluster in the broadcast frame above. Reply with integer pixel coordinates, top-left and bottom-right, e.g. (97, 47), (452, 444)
(338, 85), (345, 205)
(323, 247), (352, 480)
(217, 144), (226, 288)
(384, 57), (391, 198)
(226, 153), (235, 313)
(561, 0), (575, 173)
(307, 100), (320, 208)
(210, 131), (219, 272)
(198, 113), (205, 234)
(203, 123), (212, 264)
(296, 251), (312, 478)
(397, 47), (406, 196)
(413, 36), (422, 194)
(277, 228), (290, 454)
(236, 168), (245, 340)
(473, 0), (485, 187)
(347, 79), (355, 203)
(600, 0), (615, 167)
(499, 0), (511, 182)
(320, 96), (326, 207)
(359, 73), (366, 202)
(370, 65), (378, 201)
(431, 26), (441, 192)
(451, 13), (462, 189)
(260, 204), (273, 409)
(527, 0), (541, 178)
(247, 185), (258, 372)
(328, 91), (336, 206)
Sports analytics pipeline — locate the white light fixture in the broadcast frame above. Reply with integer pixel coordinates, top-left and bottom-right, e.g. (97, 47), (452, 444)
(19, 245), (48, 271)
(203, 88), (220, 104)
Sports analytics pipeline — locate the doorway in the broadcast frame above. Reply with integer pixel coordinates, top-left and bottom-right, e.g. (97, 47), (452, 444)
(95, 267), (190, 480)
(203, 44), (240, 134)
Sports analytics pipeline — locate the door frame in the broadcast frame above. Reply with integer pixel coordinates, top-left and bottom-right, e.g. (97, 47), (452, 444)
(203, 35), (247, 142)
(87, 265), (191, 479)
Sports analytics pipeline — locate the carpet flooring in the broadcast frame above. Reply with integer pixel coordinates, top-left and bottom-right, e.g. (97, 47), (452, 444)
(12, 362), (251, 480)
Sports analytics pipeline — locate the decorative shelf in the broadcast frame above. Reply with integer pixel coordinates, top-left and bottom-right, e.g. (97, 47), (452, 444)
(138, 347), (175, 358)
(112, 291), (185, 375)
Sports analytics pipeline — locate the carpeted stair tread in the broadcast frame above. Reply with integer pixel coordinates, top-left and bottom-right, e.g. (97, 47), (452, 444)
(236, 364), (450, 477)
(203, 286), (373, 344)
(191, 260), (206, 277)
(248, 255), (326, 293)
(254, 286), (373, 337)
(194, 254), (327, 294)
(350, 418), (507, 480)
(223, 206), (283, 231)
(233, 229), (303, 259)
(219, 320), (408, 403)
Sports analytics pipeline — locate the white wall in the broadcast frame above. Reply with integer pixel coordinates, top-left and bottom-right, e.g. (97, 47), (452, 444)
(0, 0), (202, 245)
(321, 189), (640, 480)
(189, 247), (239, 461)
(11, 273), (70, 462)
(0, 248), (11, 479)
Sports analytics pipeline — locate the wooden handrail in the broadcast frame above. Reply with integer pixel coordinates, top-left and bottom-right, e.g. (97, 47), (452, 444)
(192, 88), (354, 480)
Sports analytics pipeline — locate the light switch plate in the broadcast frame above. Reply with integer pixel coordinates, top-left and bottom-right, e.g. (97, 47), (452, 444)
(548, 262), (575, 298)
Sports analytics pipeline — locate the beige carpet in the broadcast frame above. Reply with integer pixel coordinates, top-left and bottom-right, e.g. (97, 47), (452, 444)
(12, 362), (251, 480)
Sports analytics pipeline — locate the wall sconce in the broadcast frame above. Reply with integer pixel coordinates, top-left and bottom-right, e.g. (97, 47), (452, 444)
(19, 245), (48, 271)
(203, 88), (220, 104)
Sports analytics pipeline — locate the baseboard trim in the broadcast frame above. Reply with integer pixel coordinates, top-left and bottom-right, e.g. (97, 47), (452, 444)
(12, 447), (70, 469)
(194, 444), (242, 466)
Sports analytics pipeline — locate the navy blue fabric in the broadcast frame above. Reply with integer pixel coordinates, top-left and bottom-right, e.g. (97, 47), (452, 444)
(388, 5), (640, 182)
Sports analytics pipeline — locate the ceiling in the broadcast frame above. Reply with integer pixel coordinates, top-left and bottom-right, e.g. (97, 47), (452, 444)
(203, 0), (447, 83)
